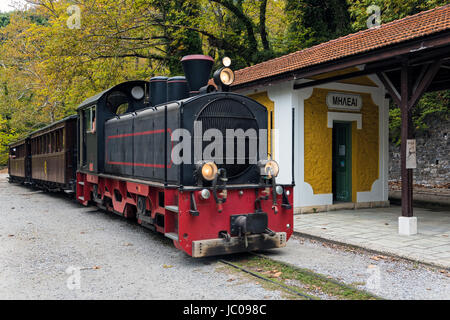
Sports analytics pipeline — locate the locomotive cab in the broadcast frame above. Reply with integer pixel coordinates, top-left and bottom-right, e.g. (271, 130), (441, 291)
(77, 81), (149, 174)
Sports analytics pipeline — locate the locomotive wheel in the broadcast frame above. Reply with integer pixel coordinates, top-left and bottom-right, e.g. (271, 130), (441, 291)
(105, 197), (113, 212)
(92, 184), (101, 203)
(137, 196), (149, 216)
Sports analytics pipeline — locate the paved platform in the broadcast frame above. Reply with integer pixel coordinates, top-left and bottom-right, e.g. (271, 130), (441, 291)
(293, 205), (450, 269)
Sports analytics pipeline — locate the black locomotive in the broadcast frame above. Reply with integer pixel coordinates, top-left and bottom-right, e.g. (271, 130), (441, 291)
(9, 55), (294, 257)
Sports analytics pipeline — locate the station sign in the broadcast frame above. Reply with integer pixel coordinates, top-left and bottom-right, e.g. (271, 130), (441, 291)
(326, 92), (362, 111)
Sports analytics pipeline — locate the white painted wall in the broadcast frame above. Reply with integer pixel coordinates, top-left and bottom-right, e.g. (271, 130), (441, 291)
(267, 83), (295, 185)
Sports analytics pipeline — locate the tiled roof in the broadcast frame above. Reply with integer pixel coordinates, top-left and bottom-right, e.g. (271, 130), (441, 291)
(233, 5), (450, 87)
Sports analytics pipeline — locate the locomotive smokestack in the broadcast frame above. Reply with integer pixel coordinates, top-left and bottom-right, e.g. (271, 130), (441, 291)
(181, 54), (214, 95)
(149, 76), (168, 106)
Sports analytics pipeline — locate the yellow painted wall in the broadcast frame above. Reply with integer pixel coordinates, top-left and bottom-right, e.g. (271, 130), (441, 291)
(304, 89), (333, 194)
(304, 88), (379, 200)
(248, 92), (274, 158)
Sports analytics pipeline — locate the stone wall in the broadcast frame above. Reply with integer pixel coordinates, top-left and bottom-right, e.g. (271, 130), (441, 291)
(389, 117), (449, 187)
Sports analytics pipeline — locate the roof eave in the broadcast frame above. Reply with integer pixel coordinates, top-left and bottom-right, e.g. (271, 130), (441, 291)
(231, 30), (450, 92)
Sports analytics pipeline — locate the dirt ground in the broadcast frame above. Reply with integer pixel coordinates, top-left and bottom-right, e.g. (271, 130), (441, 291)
(1, 174), (448, 300)
(0, 168), (7, 174)
(0, 174), (286, 300)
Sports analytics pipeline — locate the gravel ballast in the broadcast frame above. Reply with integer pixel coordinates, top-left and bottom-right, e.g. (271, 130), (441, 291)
(1, 174), (448, 300)
(259, 235), (450, 300)
(0, 174), (283, 300)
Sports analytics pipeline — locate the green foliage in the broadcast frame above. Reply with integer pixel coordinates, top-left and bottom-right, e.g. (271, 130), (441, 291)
(348, 0), (449, 32)
(155, 0), (203, 75)
(285, 0), (352, 52)
(0, 115), (18, 166)
(0, 0), (448, 162)
(0, 12), (10, 28)
(389, 90), (450, 144)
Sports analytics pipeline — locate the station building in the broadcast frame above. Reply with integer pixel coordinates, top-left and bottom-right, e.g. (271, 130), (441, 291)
(238, 68), (389, 213)
(231, 5), (450, 216)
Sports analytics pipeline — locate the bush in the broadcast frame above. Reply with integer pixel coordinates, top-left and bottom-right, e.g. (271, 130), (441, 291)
(389, 90), (450, 144)
(0, 116), (18, 166)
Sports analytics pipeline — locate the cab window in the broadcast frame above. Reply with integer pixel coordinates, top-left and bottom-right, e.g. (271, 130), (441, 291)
(84, 106), (96, 133)
(106, 91), (129, 115)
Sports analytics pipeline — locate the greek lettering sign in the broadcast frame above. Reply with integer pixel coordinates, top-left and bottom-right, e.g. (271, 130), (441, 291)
(327, 92), (362, 111)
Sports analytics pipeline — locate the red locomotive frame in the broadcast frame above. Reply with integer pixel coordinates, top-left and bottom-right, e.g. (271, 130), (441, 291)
(76, 172), (293, 257)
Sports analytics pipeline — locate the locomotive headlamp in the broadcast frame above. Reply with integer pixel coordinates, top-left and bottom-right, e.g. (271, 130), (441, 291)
(258, 159), (279, 178)
(219, 68), (235, 85)
(213, 67), (235, 87)
(200, 161), (218, 181)
(222, 56), (232, 67)
(265, 160), (279, 177)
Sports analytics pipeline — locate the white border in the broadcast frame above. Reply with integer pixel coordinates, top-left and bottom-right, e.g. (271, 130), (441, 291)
(327, 112), (362, 129)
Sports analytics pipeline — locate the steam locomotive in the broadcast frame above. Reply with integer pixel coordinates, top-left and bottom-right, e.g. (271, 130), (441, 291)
(8, 55), (294, 257)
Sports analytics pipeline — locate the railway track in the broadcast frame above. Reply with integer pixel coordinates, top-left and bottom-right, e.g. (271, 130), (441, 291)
(219, 258), (316, 300)
(219, 252), (381, 300)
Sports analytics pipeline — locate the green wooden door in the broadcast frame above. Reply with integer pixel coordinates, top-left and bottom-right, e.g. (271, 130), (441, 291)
(332, 122), (352, 202)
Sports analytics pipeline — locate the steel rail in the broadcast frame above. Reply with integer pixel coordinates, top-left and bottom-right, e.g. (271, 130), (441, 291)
(218, 259), (315, 300)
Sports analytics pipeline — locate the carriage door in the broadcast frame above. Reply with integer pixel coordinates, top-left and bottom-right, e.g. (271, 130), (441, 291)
(332, 122), (352, 202)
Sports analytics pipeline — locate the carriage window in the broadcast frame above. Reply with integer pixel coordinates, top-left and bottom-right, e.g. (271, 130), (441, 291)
(41, 136), (44, 154)
(55, 132), (59, 152)
(49, 133), (53, 153)
(16, 146), (23, 158)
(56, 129), (62, 152)
(59, 129), (63, 151)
